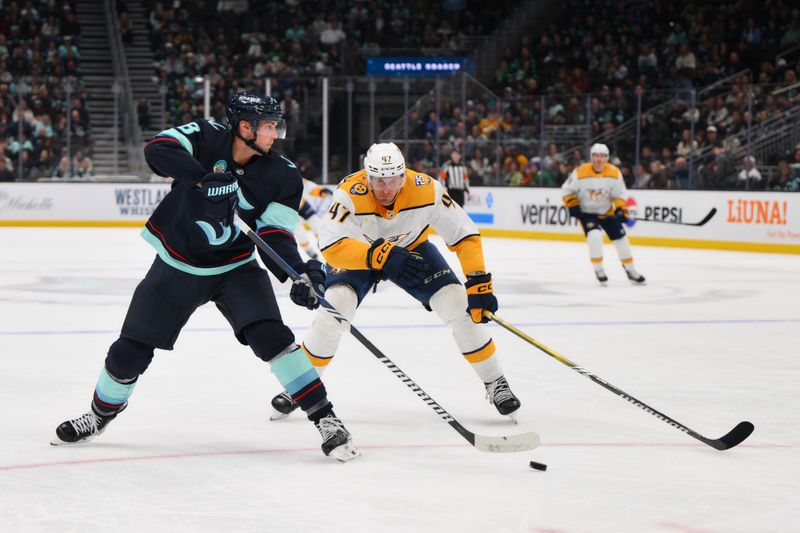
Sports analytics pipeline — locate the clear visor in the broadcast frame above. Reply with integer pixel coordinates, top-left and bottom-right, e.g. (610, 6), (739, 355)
(255, 118), (286, 139)
(272, 119), (287, 140)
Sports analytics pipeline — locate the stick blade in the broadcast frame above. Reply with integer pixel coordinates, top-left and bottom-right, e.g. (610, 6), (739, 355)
(474, 431), (540, 453)
(706, 421), (754, 450)
(694, 207), (717, 226)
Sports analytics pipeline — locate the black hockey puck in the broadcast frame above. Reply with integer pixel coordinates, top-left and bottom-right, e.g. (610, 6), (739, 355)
(529, 460), (547, 471)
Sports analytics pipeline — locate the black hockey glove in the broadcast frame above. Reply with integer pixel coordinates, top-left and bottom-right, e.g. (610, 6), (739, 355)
(464, 273), (498, 324)
(289, 259), (326, 310)
(568, 205), (583, 219)
(614, 207), (629, 222)
(367, 239), (427, 285)
(197, 172), (238, 226)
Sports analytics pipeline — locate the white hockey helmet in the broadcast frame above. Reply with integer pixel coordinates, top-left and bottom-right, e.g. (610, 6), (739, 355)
(590, 143), (610, 157)
(364, 142), (406, 180)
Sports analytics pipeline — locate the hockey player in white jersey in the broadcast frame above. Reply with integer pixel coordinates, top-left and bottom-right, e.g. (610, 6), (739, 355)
(561, 143), (645, 284)
(271, 142), (521, 421)
(294, 178), (333, 260)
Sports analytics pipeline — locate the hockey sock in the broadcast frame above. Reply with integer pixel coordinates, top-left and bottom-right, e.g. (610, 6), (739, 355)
(302, 284), (358, 370)
(613, 235), (634, 266)
(464, 340), (503, 383)
(301, 343), (330, 377)
(587, 229), (604, 268)
(92, 366), (138, 417)
(429, 284), (503, 383)
(271, 345), (331, 420)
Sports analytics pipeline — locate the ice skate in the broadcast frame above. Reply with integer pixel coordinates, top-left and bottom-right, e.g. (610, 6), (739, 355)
(51, 411), (117, 445)
(485, 376), (521, 422)
(270, 391), (299, 420)
(624, 265), (646, 284)
(315, 412), (360, 462)
(594, 267), (608, 285)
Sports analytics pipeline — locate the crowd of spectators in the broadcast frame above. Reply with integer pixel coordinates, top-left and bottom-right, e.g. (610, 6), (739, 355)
(124, 0), (516, 138)
(0, 0), (94, 181)
(7, 0), (792, 189)
(399, 0), (800, 190)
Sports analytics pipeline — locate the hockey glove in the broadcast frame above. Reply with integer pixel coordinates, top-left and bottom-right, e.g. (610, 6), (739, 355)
(614, 207), (629, 222)
(367, 239), (427, 285)
(568, 205), (583, 219)
(464, 273), (498, 324)
(289, 259), (326, 310)
(197, 172), (238, 227)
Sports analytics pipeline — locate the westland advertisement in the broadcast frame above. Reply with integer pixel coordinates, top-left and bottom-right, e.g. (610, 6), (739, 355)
(113, 187), (169, 216)
(1, 183), (797, 252)
(0, 183), (171, 223)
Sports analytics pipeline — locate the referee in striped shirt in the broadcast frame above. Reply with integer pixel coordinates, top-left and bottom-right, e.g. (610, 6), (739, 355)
(438, 151), (469, 206)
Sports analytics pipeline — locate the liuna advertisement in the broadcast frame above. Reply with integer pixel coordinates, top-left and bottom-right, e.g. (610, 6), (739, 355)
(0, 183), (797, 253)
(464, 188), (799, 254)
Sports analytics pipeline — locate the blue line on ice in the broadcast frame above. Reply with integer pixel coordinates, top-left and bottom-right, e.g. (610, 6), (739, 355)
(2, 318), (798, 336)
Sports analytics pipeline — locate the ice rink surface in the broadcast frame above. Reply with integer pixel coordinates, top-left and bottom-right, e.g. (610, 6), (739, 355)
(0, 227), (798, 533)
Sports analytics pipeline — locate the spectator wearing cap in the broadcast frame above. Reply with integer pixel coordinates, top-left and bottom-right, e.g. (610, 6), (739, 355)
(736, 155), (763, 189)
(705, 125), (719, 147)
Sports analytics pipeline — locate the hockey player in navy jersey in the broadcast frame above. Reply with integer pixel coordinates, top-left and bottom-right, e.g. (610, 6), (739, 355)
(51, 92), (359, 462)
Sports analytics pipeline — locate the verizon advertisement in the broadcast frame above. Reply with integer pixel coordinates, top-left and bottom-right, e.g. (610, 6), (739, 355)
(0, 183), (797, 253)
(464, 188), (799, 253)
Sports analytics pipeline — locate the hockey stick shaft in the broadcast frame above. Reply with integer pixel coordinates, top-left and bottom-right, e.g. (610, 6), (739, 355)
(633, 207), (717, 227)
(486, 311), (753, 450)
(233, 215), (539, 453)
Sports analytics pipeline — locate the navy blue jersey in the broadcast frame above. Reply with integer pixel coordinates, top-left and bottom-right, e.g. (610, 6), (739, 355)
(143, 118), (304, 281)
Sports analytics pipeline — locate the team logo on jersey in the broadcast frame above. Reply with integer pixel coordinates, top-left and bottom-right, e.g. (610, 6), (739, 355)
(213, 159), (228, 173)
(195, 220), (239, 246)
(364, 232), (410, 244)
(414, 175), (430, 186)
(350, 183), (368, 195)
(588, 189), (610, 201)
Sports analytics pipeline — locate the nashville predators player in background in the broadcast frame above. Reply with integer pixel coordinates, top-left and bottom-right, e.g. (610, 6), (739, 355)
(294, 178), (333, 261)
(271, 142), (522, 421)
(561, 143), (646, 285)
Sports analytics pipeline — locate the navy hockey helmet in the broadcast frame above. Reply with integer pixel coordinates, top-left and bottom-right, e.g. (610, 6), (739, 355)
(226, 92), (286, 140)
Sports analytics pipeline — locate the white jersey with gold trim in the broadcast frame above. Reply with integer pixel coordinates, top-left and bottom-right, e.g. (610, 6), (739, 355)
(561, 162), (627, 215)
(318, 168), (486, 275)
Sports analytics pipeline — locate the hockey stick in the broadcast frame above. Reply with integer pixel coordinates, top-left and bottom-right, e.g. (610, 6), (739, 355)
(485, 311), (753, 451)
(234, 214), (539, 453)
(632, 207), (717, 227)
